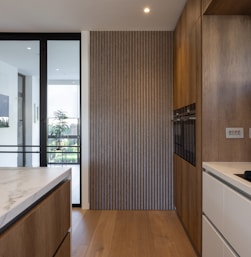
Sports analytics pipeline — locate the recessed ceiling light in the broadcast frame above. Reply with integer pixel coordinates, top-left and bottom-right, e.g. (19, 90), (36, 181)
(56, 68), (60, 71)
(144, 7), (150, 14)
(26, 47), (32, 50)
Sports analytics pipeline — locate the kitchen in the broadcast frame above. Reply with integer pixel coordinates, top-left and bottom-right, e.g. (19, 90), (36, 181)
(1, 0), (251, 256)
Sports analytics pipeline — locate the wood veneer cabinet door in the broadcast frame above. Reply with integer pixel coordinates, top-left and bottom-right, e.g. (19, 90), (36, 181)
(204, 0), (251, 14)
(202, 0), (212, 13)
(173, 0), (201, 109)
(54, 233), (71, 257)
(173, 0), (202, 254)
(0, 180), (71, 257)
(174, 154), (201, 255)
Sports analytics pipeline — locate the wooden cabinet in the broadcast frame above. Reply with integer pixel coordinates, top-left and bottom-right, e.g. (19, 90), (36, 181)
(173, 0), (202, 255)
(0, 180), (71, 257)
(173, 0), (201, 109)
(202, 0), (212, 13)
(174, 155), (202, 255)
(174, 2), (251, 254)
(204, 0), (251, 14)
(54, 233), (71, 257)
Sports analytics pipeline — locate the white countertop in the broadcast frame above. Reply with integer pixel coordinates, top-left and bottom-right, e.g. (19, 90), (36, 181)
(0, 167), (71, 231)
(203, 162), (251, 196)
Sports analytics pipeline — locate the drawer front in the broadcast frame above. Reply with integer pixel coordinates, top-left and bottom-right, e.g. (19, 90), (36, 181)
(203, 216), (237, 257)
(223, 185), (251, 257)
(203, 216), (224, 257)
(0, 180), (71, 257)
(54, 233), (71, 257)
(203, 172), (224, 232)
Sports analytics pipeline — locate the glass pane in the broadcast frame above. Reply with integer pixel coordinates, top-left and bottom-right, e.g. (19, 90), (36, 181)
(0, 41), (40, 167)
(47, 40), (80, 205)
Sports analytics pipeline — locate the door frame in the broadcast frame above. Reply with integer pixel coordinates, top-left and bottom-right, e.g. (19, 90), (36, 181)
(0, 33), (82, 207)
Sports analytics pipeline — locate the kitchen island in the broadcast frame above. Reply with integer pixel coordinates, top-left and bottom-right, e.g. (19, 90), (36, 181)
(0, 167), (71, 257)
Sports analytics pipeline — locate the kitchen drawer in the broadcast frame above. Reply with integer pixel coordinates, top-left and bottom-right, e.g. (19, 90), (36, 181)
(203, 172), (224, 232)
(203, 216), (237, 257)
(203, 171), (251, 257)
(223, 185), (251, 257)
(54, 233), (71, 257)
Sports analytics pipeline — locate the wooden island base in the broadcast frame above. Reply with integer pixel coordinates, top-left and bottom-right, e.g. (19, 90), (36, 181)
(0, 180), (71, 257)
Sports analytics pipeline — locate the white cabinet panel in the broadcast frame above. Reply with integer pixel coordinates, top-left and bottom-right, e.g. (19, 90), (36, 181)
(224, 186), (251, 257)
(203, 216), (237, 257)
(203, 216), (224, 257)
(203, 172), (224, 232)
(223, 244), (237, 257)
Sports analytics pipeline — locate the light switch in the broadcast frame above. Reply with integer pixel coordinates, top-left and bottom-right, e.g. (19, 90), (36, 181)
(226, 128), (244, 139)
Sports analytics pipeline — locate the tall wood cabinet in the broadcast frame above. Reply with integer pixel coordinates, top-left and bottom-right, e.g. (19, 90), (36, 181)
(174, 0), (251, 256)
(173, 0), (202, 255)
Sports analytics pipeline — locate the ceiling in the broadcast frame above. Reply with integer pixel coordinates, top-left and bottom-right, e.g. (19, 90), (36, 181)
(0, 0), (187, 81)
(0, 0), (187, 32)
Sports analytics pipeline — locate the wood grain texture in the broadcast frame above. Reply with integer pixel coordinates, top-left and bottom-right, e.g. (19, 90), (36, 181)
(0, 180), (71, 257)
(55, 233), (71, 257)
(202, 0), (212, 13)
(173, 0), (202, 255)
(173, 0), (201, 109)
(173, 154), (201, 256)
(202, 15), (251, 161)
(204, 0), (251, 14)
(71, 209), (197, 257)
(90, 32), (173, 210)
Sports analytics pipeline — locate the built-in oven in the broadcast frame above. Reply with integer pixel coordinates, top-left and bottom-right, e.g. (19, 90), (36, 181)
(173, 103), (196, 166)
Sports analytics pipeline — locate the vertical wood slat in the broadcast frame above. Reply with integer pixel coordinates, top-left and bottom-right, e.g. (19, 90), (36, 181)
(90, 31), (173, 210)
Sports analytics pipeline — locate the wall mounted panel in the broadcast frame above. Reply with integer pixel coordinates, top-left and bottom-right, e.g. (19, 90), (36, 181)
(90, 31), (173, 210)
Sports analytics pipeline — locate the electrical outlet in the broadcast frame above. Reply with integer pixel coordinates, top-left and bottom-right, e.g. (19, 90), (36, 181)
(226, 128), (244, 139)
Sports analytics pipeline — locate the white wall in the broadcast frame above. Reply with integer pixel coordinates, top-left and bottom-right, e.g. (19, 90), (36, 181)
(25, 75), (40, 167)
(0, 61), (39, 167)
(81, 31), (90, 209)
(0, 60), (18, 166)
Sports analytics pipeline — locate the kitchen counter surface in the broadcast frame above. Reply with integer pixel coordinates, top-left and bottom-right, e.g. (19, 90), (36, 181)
(203, 162), (251, 197)
(0, 167), (71, 231)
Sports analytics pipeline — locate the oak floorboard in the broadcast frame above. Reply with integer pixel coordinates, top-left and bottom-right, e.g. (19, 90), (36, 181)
(71, 209), (197, 257)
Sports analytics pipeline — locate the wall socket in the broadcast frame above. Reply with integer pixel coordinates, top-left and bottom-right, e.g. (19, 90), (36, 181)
(226, 128), (244, 138)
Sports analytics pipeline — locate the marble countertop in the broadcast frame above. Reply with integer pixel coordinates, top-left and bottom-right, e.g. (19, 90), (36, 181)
(0, 167), (71, 231)
(203, 162), (251, 196)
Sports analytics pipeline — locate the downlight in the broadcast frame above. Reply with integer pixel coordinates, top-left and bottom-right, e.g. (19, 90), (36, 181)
(144, 7), (150, 14)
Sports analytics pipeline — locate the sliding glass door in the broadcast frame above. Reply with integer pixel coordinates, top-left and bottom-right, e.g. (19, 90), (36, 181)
(47, 40), (81, 205)
(0, 40), (40, 167)
(0, 34), (81, 206)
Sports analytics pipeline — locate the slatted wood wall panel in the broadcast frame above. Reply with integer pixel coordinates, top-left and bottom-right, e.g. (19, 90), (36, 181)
(90, 31), (173, 210)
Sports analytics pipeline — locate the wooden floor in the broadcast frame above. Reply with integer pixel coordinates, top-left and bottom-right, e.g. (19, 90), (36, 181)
(71, 209), (197, 257)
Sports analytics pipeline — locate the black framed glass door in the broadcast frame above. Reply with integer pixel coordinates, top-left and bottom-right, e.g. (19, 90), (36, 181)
(0, 34), (81, 206)
(0, 40), (40, 167)
(47, 40), (81, 205)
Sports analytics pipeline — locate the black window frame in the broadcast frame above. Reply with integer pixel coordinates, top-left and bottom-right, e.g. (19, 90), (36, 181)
(0, 33), (82, 207)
